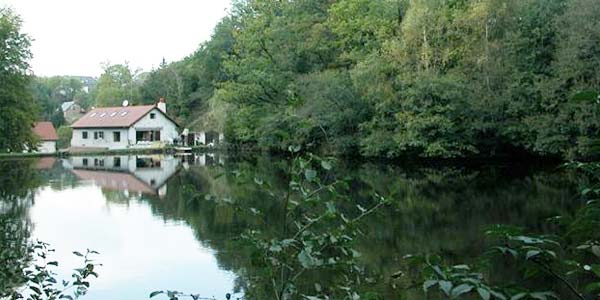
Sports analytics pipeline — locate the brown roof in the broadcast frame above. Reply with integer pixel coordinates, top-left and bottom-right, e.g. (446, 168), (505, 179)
(72, 169), (157, 195)
(70, 105), (179, 129)
(33, 122), (58, 141)
(35, 157), (56, 169)
(71, 105), (157, 128)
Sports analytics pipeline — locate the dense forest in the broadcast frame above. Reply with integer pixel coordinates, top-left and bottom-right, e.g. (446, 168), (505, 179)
(138, 0), (600, 160)
(3, 0), (600, 159)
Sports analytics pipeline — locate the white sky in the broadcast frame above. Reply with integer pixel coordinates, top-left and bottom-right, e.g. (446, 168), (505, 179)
(0, 0), (231, 77)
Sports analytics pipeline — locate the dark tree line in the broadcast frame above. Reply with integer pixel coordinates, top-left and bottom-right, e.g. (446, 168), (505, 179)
(4, 1), (600, 159)
(141, 0), (600, 160)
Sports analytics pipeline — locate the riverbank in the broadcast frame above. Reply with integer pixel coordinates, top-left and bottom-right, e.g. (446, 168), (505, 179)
(0, 145), (227, 159)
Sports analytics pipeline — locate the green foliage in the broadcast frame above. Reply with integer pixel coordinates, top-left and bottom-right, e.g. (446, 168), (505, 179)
(94, 63), (141, 107)
(135, 0), (600, 160)
(0, 7), (38, 152)
(30, 75), (92, 127)
(398, 161), (600, 299)
(238, 151), (389, 300)
(4, 243), (101, 300)
(153, 150), (389, 300)
(138, 18), (235, 126)
(57, 126), (72, 149)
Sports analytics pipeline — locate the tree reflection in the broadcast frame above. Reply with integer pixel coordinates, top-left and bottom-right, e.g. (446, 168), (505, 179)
(138, 155), (580, 299)
(0, 159), (41, 296)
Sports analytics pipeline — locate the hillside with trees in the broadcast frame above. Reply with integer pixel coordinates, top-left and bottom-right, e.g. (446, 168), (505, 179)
(138, 0), (600, 160)
(3, 0), (600, 160)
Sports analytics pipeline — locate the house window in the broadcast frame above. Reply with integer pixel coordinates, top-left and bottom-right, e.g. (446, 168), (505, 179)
(82, 131), (88, 139)
(150, 113), (156, 119)
(114, 157), (121, 168)
(94, 131), (104, 140)
(136, 157), (161, 168)
(94, 158), (104, 167)
(113, 131), (121, 142)
(136, 130), (161, 142)
(82, 158), (88, 166)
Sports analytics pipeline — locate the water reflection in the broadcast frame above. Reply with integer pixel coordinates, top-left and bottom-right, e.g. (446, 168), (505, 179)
(63, 155), (182, 198)
(0, 154), (584, 299)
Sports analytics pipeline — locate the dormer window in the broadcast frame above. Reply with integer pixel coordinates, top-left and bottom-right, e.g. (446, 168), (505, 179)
(120, 111), (128, 116)
(100, 112), (107, 117)
(90, 112), (97, 117)
(110, 112), (117, 117)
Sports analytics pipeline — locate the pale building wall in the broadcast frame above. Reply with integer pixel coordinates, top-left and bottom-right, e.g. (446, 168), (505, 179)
(71, 128), (130, 150)
(37, 141), (56, 153)
(133, 156), (180, 189)
(196, 132), (206, 145)
(129, 108), (179, 146)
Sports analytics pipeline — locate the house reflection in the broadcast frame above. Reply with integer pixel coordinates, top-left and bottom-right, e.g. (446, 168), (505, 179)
(188, 152), (225, 167)
(63, 155), (181, 198)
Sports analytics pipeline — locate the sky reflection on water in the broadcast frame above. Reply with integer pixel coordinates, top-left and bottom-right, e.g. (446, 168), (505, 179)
(30, 178), (235, 300)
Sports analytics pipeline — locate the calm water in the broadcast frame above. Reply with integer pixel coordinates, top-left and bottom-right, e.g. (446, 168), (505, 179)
(0, 154), (583, 299)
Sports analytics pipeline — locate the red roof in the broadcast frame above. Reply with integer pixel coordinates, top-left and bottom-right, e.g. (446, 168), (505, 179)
(71, 105), (176, 128)
(35, 157), (56, 169)
(33, 122), (58, 141)
(72, 169), (157, 195)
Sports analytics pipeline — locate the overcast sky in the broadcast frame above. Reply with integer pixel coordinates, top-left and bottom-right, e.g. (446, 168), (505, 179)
(1, 0), (231, 77)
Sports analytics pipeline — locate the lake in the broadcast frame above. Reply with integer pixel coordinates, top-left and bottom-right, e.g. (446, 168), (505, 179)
(0, 154), (583, 300)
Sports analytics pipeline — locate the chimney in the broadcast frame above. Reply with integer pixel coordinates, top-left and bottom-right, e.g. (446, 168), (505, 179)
(157, 97), (166, 113)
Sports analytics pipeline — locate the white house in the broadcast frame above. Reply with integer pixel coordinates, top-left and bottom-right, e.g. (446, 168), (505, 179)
(70, 99), (179, 150)
(32, 122), (58, 153)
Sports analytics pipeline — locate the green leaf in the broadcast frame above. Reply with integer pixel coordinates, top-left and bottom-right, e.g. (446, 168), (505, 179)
(525, 250), (541, 260)
(423, 280), (437, 291)
(326, 202), (336, 213)
(150, 291), (163, 298)
(356, 205), (366, 213)
(529, 292), (557, 300)
(477, 288), (490, 300)
(590, 264), (600, 277)
(298, 250), (322, 268)
(269, 244), (282, 252)
(510, 293), (527, 300)
(489, 290), (507, 300)
(30, 286), (41, 295)
(584, 282), (600, 293)
(453, 264), (470, 270)
(439, 280), (452, 295)
(304, 169), (317, 181)
(592, 245), (600, 258)
(451, 284), (473, 298)
(320, 160), (332, 170)
(572, 90), (599, 102)
(288, 145), (301, 153)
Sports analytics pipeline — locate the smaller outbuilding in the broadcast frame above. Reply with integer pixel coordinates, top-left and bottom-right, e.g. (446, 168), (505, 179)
(32, 121), (58, 153)
(61, 101), (86, 123)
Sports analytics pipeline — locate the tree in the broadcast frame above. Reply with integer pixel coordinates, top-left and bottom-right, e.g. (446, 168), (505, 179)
(94, 63), (140, 107)
(0, 7), (38, 152)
